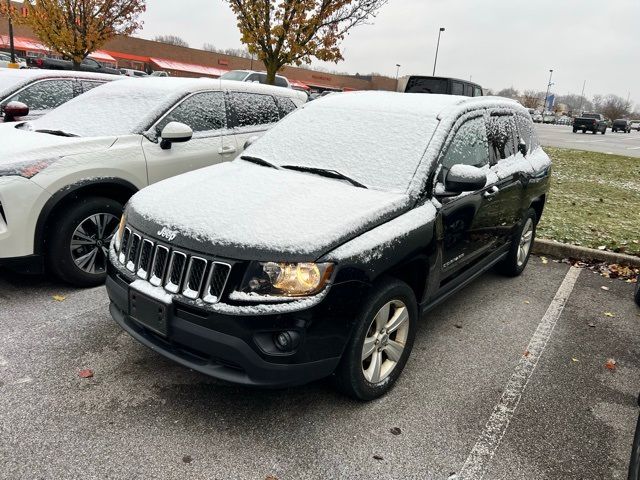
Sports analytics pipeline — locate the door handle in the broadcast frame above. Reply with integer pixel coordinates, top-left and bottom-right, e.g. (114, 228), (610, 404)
(483, 186), (500, 199)
(218, 146), (237, 155)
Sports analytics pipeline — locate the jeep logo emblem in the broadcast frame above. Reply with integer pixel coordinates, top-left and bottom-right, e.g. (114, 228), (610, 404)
(157, 227), (178, 241)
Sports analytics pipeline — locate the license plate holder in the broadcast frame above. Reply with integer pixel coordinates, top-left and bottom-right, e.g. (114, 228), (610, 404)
(129, 289), (170, 337)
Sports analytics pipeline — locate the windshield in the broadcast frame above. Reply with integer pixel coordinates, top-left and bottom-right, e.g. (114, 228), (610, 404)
(583, 113), (599, 119)
(28, 81), (178, 137)
(220, 71), (249, 81)
(244, 100), (437, 193)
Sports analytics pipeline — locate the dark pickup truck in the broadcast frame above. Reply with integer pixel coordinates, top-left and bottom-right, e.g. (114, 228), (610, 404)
(29, 56), (121, 76)
(573, 113), (607, 134)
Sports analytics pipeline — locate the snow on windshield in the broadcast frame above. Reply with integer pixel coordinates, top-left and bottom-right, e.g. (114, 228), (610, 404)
(244, 92), (445, 193)
(29, 79), (191, 137)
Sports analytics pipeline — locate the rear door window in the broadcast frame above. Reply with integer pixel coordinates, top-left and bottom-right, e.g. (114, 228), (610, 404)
(155, 91), (227, 135)
(464, 84), (473, 97)
(229, 92), (280, 128)
(275, 96), (296, 118)
(451, 81), (464, 96)
(5, 79), (74, 111)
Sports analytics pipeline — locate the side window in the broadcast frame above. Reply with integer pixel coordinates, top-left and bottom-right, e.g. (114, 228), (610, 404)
(81, 81), (104, 93)
(82, 58), (100, 69)
(156, 91), (226, 135)
(274, 76), (288, 88)
(440, 116), (490, 176)
(451, 81), (464, 96)
(464, 84), (473, 97)
(514, 114), (539, 153)
(473, 87), (483, 97)
(275, 96), (296, 118)
(230, 92), (280, 128)
(246, 73), (260, 83)
(487, 114), (516, 162)
(6, 79), (74, 111)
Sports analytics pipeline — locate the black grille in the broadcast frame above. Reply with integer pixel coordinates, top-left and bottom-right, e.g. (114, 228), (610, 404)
(184, 257), (207, 299)
(137, 240), (154, 278)
(118, 228), (131, 262)
(126, 234), (141, 271)
(204, 263), (231, 303)
(166, 252), (187, 292)
(150, 246), (169, 286)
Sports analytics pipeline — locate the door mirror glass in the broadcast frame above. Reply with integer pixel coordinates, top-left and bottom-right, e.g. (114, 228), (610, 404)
(243, 135), (260, 150)
(517, 140), (528, 156)
(3, 101), (29, 121)
(444, 164), (487, 194)
(160, 122), (193, 150)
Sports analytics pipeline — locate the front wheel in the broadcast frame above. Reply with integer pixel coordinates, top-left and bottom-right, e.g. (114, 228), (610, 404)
(47, 196), (123, 287)
(498, 208), (537, 277)
(334, 278), (418, 401)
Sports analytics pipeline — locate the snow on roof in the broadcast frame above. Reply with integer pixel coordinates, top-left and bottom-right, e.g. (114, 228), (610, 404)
(0, 68), (120, 99)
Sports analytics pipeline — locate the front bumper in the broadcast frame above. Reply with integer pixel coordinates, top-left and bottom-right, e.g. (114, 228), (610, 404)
(106, 268), (368, 387)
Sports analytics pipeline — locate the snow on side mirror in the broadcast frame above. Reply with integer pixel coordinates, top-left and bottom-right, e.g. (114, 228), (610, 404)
(243, 135), (260, 150)
(445, 164), (487, 194)
(160, 122), (193, 150)
(518, 140), (528, 156)
(3, 101), (29, 122)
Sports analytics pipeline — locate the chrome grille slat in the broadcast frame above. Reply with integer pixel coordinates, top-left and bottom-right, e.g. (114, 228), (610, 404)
(116, 226), (231, 304)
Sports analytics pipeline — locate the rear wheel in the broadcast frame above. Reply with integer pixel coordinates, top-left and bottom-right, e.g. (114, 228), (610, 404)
(582, 128), (586, 133)
(334, 278), (417, 401)
(47, 196), (123, 287)
(498, 208), (537, 277)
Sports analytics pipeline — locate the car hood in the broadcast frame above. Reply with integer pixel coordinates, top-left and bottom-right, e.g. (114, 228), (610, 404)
(127, 160), (411, 262)
(0, 124), (116, 166)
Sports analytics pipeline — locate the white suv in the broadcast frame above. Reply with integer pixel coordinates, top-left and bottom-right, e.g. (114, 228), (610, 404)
(220, 70), (291, 89)
(0, 77), (305, 286)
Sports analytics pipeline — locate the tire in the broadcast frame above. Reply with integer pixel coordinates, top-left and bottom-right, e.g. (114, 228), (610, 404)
(573, 128), (577, 133)
(497, 208), (537, 277)
(634, 282), (640, 307)
(613, 129), (617, 133)
(334, 278), (418, 401)
(582, 129), (586, 133)
(592, 129), (597, 134)
(46, 196), (123, 287)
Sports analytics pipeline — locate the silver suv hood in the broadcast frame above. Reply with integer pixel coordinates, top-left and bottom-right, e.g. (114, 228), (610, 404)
(127, 160), (411, 262)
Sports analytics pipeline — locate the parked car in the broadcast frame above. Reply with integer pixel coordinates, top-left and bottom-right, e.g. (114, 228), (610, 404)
(556, 116), (572, 126)
(542, 113), (556, 124)
(532, 113), (543, 123)
(120, 68), (148, 78)
(0, 52), (27, 69)
(401, 76), (483, 97)
(0, 69), (118, 123)
(28, 56), (121, 75)
(612, 119), (631, 133)
(630, 121), (640, 132)
(220, 70), (290, 89)
(106, 92), (551, 400)
(150, 71), (169, 77)
(573, 113), (607, 134)
(0, 78), (306, 285)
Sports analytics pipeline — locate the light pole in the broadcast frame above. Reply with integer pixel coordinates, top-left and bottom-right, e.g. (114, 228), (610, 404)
(432, 27), (445, 76)
(6, 0), (16, 65)
(395, 64), (401, 91)
(543, 69), (554, 113)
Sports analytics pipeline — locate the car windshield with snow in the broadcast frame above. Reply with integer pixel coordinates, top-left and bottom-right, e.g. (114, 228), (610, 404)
(0, 77), (305, 286)
(107, 92), (552, 400)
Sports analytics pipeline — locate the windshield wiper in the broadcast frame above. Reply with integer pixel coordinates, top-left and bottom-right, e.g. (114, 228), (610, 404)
(35, 129), (78, 137)
(281, 165), (367, 189)
(240, 155), (279, 169)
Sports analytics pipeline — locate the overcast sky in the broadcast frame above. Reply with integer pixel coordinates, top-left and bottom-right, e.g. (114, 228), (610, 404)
(138, 0), (639, 105)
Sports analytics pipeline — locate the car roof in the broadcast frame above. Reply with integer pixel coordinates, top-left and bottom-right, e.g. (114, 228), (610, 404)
(0, 68), (118, 82)
(303, 91), (526, 121)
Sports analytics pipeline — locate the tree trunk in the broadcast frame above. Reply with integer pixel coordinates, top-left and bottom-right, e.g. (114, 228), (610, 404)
(72, 59), (82, 71)
(264, 59), (279, 85)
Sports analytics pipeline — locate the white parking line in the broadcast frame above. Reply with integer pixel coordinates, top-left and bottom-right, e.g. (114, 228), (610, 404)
(454, 266), (582, 480)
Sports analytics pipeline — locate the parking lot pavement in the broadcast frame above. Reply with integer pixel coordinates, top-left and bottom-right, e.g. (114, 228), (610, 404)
(536, 123), (640, 157)
(1, 257), (638, 479)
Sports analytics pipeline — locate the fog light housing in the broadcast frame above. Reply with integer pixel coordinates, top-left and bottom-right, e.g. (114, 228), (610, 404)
(273, 331), (300, 352)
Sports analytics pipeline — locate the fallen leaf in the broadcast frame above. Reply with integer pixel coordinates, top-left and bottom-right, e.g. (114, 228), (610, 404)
(588, 322), (596, 328)
(390, 427), (402, 436)
(454, 324), (462, 329)
(265, 477), (278, 480)
(523, 350), (531, 358)
(524, 300), (530, 304)
(53, 295), (66, 302)
(182, 455), (192, 464)
(78, 369), (93, 378)
(600, 286), (610, 291)
(571, 358), (579, 362)
(373, 454), (384, 461)
(598, 246), (607, 251)
(604, 312), (615, 318)
(541, 257), (548, 264)
(605, 359), (617, 371)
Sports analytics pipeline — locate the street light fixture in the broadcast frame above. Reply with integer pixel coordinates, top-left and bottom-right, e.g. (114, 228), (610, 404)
(432, 27), (445, 76)
(543, 69), (554, 113)
(6, 0), (16, 65)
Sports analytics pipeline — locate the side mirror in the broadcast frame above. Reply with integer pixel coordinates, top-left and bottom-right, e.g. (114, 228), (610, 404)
(243, 135), (260, 150)
(517, 140), (528, 156)
(160, 122), (193, 150)
(444, 164), (487, 194)
(3, 101), (29, 122)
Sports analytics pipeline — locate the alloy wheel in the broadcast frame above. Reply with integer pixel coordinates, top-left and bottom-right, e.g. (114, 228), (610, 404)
(517, 218), (534, 267)
(69, 213), (119, 275)
(361, 300), (410, 384)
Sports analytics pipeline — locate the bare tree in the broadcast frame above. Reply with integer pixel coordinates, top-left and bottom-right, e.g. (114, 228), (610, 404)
(153, 35), (189, 48)
(556, 94), (593, 116)
(497, 87), (520, 100)
(224, 0), (388, 85)
(521, 90), (542, 109)
(203, 43), (252, 59)
(599, 94), (631, 120)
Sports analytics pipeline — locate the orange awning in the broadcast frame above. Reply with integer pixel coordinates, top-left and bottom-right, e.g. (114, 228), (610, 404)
(289, 80), (310, 91)
(150, 57), (228, 77)
(88, 50), (116, 63)
(0, 35), (48, 52)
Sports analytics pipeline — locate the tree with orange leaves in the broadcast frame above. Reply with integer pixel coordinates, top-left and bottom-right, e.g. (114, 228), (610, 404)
(224, 0), (388, 85)
(21, 0), (146, 70)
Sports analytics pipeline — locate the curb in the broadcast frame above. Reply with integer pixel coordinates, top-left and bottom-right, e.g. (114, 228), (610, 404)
(533, 239), (640, 267)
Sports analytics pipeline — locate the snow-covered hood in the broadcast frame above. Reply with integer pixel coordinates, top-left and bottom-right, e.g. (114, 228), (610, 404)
(127, 161), (412, 262)
(0, 124), (116, 166)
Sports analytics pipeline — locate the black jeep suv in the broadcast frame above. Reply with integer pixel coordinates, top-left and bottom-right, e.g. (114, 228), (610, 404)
(106, 92), (551, 400)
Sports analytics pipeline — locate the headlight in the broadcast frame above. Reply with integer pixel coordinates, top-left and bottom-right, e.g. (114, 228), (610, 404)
(239, 262), (334, 297)
(0, 158), (58, 179)
(114, 213), (127, 251)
